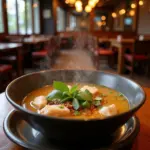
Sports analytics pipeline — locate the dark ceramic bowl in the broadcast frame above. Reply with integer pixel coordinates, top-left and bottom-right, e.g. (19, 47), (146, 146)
(5, 70), (145, 142)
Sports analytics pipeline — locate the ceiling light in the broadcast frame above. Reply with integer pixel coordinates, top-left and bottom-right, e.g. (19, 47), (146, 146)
(129, 10), (135, 16)
(131, 3), (136, 9)
(75, 0), (82, 8)
(112, 12), (117, 18)
(88, 1), (96, 8)
(119, 9), (126, 15)
(101, 16), (106, 21)
(69, 0), (76, 4)
(65, 0), (69, 4)
(85, 5), (92, 13)
(97, 21), (102, 27)
(76, 6), (83, 12)
(93, 0), (99, 4)
(139, 0), (144, 6)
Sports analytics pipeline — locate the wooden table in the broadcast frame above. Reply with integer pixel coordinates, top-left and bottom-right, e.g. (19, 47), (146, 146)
(23, 37), (50, 67)
(110, 39), (135, 74)
(0, 43), (23, 76)
(0, 87), (150, 150)
(23, 37), (50, 45)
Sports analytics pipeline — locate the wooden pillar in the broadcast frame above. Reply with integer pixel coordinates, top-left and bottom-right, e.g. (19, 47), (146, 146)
(3, 0), (8, 34)
(135, 0), (140, 35)
(52, 0), (58, 34)
(89, 9), (94, 33)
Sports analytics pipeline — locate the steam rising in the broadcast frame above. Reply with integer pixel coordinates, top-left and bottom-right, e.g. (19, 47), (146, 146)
(32, 33), (98, 84)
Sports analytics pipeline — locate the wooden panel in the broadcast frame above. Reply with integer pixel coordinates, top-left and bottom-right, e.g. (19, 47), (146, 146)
(92, 31), (136, 39)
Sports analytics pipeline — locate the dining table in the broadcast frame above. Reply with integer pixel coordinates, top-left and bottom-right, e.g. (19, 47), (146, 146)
(22, 37), (50, 67)
(0, 43), (23, 76)
(0, 86), (150, 150)
(23, 36), (50, 45)
(98, 38), (135, 74)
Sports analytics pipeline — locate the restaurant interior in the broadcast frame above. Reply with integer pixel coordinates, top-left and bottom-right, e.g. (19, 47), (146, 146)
(0, 0), (149, 92)
(0, 0), (150, 149)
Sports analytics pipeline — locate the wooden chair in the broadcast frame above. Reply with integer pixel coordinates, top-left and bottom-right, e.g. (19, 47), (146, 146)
(0, 36), (24, 71)
(124, 40), (150, 76)
(94, 48), (115, 70)
(32, 36), (60, 68)
(0, 64), (13, 92)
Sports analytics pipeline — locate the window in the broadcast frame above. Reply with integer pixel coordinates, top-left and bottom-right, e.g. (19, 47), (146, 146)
(7, 0), (40, 35)
(33, 0), (40, 34)
(69, 15), (76, 31)
(7, 0), (17, 34)
(57, 7), (65, 32)
(18, 0), (26, 34)
(0, 0), (4, 33)
(26, 0), (33, 34)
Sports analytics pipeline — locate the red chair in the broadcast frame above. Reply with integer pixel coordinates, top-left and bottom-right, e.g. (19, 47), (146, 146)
(32, 36), (60, 67)
(124, 40), (150, 76)
(0, 64), (13, 92)
(94, 48), (115, 70)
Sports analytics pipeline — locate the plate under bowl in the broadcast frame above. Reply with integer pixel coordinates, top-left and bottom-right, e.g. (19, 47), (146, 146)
(3, 110), (140, 150)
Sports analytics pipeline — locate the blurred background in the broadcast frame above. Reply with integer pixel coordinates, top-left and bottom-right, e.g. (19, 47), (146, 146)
(0, 0), (150, 92)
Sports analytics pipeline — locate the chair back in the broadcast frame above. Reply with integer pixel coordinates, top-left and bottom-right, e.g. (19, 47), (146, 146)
(134, 40), (150, 55)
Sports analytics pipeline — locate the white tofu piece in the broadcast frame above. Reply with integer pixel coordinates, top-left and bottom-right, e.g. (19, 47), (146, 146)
(80, 86), (98, 95)
(39, 105), (70, 117)
(32, 96), (47, 110)
(99, 104), (117, 117)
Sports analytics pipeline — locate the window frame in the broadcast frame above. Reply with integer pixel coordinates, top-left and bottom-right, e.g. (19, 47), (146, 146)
(6, 0), (41, 35)
(0, 0), (5, 34)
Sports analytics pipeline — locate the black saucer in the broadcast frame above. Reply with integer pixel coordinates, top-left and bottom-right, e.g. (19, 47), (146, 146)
(3, 110), (140, 150)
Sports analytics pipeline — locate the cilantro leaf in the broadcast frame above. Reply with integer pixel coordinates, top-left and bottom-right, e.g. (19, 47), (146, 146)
(72, 98), (80, 110)
(70, 85), (78, 94)
(93, 100), (101, 107)
(53, 81), (69, 92)
(74, 111), (81, 116)
(81, 101), (91, 108)
(78, 89), (92, 101)
(47, 90), (63, 101)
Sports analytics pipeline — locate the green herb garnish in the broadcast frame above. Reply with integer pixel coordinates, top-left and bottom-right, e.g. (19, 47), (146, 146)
(53, 81), (69, 92)
(98, 106), (103, 109)
(47, 90), (63, 100)
(93, 100), (101, 107)
(118, 93), (123, 97)
(74, 111), (81, 116)
(81, 101), (91, 108)
(59, 105), (64, 109)
(70, 85), (78, 94)
(77, 89), (92, 101)
(46, 81), (94, 110)
(72, 98), (80, 110)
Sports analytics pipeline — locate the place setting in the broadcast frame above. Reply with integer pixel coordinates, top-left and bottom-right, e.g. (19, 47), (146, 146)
(3, 70), (145, 150)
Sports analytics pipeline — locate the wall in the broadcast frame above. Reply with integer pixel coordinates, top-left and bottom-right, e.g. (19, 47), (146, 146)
(138, 0), (150, 35)
(40, 0), (54, 34)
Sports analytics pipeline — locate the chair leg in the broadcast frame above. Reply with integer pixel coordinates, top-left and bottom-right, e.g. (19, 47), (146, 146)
(108, 55), (115, 68)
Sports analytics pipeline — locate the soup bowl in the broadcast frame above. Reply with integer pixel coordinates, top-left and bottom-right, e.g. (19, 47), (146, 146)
(6, 70), (145, 142)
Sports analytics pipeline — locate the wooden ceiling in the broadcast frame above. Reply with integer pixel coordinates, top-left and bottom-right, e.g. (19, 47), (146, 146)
(60, 0), (123, 9)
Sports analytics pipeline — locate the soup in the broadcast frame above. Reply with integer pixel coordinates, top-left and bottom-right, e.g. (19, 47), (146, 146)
(22, 81), (129, 120)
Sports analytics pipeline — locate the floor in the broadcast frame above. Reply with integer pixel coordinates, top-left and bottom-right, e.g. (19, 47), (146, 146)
(26, 48), (150, 88)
